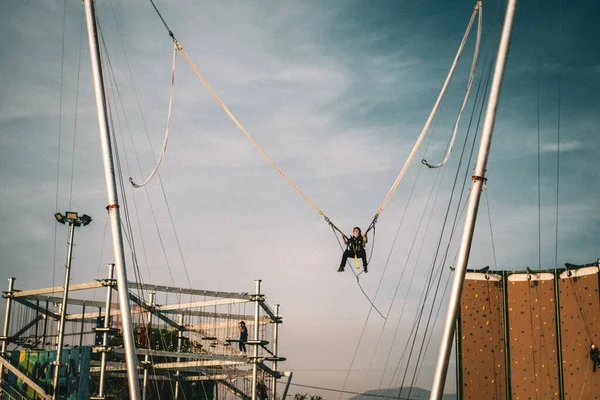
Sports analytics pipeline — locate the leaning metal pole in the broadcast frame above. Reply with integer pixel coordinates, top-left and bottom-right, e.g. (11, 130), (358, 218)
(251, 280), (261, 400)
(0, 277), (15, 385)
(98, 264), (115, 398)
(429, 1), (517, 399)
(52, 221), (76, 400)
(83, 1), (141, 398)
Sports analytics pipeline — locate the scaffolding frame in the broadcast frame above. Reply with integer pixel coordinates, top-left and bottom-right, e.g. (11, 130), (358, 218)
(0, 273), (289, 400)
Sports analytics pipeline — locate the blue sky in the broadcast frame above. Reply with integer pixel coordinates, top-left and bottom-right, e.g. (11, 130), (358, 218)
(1, 0), (600, 398)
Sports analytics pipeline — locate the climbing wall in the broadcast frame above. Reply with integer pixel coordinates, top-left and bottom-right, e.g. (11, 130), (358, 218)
(459, 272), (507, 400)
(558, 266), (600, 399)
(507, 272), (560, 399)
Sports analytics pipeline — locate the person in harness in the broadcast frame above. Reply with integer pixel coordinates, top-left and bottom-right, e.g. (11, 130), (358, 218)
(338, 227), (368, 273)
(591, 344), (600, 372)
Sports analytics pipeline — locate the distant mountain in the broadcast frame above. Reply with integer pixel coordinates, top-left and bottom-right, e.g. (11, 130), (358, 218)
(347, 387), (456, 400)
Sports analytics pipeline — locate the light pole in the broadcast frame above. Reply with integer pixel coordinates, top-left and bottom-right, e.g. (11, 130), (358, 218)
(52, 211), (91, 400)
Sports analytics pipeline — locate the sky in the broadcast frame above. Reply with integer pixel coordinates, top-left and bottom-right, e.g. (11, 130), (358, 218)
(1, 0), (600, 398)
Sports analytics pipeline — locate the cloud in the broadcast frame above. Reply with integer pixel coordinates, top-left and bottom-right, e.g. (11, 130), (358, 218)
(540, 140), (584, 153)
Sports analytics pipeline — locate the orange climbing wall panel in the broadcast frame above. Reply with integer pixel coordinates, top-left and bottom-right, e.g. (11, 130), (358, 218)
(558, 266), (600, 399)
(507, 273), (560, 399)
(459, 273), (507, 400)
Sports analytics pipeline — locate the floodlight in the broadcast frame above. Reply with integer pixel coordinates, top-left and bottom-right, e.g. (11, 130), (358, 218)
(66, 211), (78, 220)
(79, 214), (92, 226)
(54, 213), (65, 224)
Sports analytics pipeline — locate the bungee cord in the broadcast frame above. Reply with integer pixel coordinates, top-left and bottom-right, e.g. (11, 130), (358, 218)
(369, 1), (483, 230)
(421, 3), (482, 169)
(129, 42), (178, 188)
(146, 0), (483, 243)
(330, 224), (386, 319)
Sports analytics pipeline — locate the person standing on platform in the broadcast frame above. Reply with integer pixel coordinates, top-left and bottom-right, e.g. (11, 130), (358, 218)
(239, 321), (248, 353)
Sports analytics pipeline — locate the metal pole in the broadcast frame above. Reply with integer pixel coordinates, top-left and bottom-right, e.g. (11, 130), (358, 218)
(429, 1), (517, 398)
(281, 373), (293, 400)
(501, 272), (512, 400)
(553, 270), (564, 400)
(174, 313), (184, 400)
(42, 300), (49, 349)
(83, 1), (141, 398)
(52, 221), (76, 400)
(251, 280), (261, 400)
(454, 315), (462, 400)
(35, 300), (39, 345)
(142, 292), (154, 400)
(0, 277), (16, 385)
(98, 264), (115, 398)
(79, 303), (86, 349)
(272, 304), (280, 400)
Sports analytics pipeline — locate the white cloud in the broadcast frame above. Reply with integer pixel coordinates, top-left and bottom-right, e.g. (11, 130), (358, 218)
(540, 140), (584, 153)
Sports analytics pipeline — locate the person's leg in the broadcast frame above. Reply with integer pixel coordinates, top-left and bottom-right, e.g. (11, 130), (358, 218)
(359, 249), (368, 267)
(339, 250), (350, 271)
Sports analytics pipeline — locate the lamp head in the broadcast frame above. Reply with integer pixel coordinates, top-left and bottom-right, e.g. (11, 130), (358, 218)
(54, 213), (65, 224)
(79, 214), (92, 226)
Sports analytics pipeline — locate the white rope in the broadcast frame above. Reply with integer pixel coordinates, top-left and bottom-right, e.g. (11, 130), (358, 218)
(129, 43), (178, 188)
(422, 4), (482, 169)
(375, 2), (481, 215)
(577, 356), (591, 400)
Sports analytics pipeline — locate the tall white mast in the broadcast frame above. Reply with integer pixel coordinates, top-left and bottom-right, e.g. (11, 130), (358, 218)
(82, 1), (142, 398)
(429, 0), (518, 398)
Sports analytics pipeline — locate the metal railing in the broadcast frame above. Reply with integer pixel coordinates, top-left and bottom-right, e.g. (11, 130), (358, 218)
(0, 383), (29, 400)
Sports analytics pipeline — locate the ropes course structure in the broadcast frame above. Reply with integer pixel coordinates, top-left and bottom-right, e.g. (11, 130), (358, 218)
(0, 277), (289, 400)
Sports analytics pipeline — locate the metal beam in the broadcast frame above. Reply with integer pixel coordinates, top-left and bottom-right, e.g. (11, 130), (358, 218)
(104, 347), (247, 362)
(12, 298), (60, 320)
(259, 301), (281, 323)
(90, 359), (244, 372)
(172, 310), (256, 320)
(126, 290), (182, 330)
(65, 307), (259, 323)
(0, 356), (51, 400)
(256, 361), (281, 378)
(9, 281), (105, 298)
(89, 363), (141, 373)
(186, 371), (253, 381)
(127, 282), (251, 300)
(103, 372), (171, 382)
(157, 298), (249, 311)
(281, 372), (293, 400)
(7, 315), (43, 341)
(218, 379), (250, 400)
(24, 295), (107, 309)
(153, 360), (244, 370)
